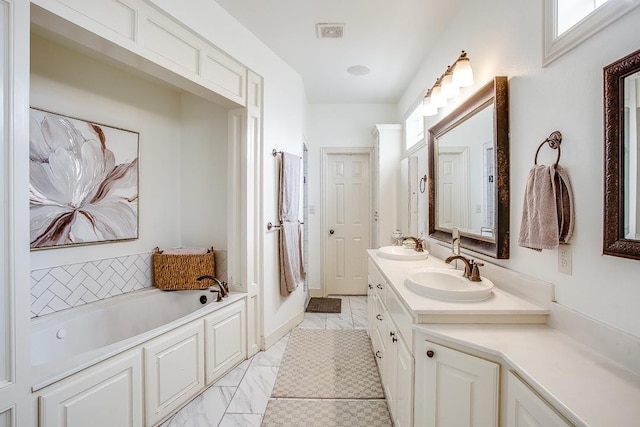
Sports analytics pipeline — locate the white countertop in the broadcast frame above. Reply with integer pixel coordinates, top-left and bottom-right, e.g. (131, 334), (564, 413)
(367, 249), (549, 319)
(413, 323), (640, 427)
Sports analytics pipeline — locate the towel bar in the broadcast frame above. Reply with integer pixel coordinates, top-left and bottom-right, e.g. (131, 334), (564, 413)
(267, 221), (304, 231)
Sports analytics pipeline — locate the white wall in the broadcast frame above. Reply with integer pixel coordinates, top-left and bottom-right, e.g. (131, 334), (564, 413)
(306, 104), (399, 293)
(398, 0), (640, 337)
(30, 34), (184, 269)
(149, 0), (308, 340)
(180, 93), (228, 249)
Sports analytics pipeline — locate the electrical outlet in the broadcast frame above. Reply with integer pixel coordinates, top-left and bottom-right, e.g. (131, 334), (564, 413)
(558, 244), (572, 275)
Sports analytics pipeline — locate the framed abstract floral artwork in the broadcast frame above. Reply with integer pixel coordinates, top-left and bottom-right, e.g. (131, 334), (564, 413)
(29, 108), (139, 249)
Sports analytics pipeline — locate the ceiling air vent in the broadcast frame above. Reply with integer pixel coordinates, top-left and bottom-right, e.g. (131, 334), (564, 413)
(316, 23), (345, 39)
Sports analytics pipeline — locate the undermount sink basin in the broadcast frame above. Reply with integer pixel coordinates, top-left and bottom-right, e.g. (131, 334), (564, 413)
(406, 268), (494, 301)
(377, 246), (429, 261)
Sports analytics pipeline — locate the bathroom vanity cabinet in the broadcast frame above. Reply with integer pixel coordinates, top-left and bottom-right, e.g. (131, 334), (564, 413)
(368, 260), (414, 427)
(366, 250), (568, 427)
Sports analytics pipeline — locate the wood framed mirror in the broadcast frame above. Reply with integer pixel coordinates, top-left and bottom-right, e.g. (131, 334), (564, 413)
(603, 48), (640, 260)
(428, 76), (509, 259)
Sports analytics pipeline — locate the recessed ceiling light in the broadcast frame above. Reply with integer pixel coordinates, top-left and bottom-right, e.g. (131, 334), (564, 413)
(316, 23), (345, 39)
(347, 65), (371, 76)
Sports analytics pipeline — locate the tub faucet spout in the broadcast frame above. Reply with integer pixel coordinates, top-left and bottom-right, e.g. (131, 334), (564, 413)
(196, 275), (229, 299)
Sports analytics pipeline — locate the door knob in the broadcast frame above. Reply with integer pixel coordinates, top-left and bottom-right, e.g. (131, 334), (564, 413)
(329, 229), (335, 235)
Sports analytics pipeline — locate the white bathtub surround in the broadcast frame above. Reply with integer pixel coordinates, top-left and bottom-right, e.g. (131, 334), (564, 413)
(31, 288), (244, 391)
(30, 249), (229, 317)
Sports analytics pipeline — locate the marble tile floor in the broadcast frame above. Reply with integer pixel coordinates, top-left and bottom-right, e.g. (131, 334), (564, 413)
(160, 295), (370, 427)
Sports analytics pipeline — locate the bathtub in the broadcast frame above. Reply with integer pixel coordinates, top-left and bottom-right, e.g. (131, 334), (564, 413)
(31, 287), (246, 391)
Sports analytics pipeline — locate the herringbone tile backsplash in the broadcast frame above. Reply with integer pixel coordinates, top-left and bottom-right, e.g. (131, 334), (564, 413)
(30, 250), (227, 318)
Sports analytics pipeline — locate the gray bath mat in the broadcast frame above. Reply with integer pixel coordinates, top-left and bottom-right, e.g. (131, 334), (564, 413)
(262, 399), (392, 427)
(305, 297), (341, 313)
(271, 329), (384, 399)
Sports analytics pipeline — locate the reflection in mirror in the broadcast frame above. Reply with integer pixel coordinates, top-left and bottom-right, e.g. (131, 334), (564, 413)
(428, 76), (509, 259)
(604, 48), (640, 260)
(624, 72), (640, 240)
(436, 104), (495, 237)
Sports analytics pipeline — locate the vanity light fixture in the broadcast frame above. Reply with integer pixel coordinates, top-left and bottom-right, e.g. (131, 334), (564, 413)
(422, 50), (474, 116)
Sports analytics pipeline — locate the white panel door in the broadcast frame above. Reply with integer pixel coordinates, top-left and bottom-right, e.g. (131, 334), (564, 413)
(325, 152), (371, 295)
(437, 149), (469, 230)
(0, 1), (31, 425)
(422, 341), (499, 427)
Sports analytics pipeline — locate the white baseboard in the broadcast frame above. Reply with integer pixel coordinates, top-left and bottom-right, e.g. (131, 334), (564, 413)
(262, 310), (304, 349)
(309, 288), (324, 298)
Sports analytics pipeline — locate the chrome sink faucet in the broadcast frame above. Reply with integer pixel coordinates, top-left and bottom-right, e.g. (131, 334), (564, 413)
(444, 255), (484, 282)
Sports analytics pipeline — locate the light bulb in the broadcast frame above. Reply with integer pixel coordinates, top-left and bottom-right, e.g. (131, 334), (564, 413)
(422, 95), (437, 116)
(452, 52), (474, 88)
(430, 83), (447, 108)
(441, 67), (460, 99)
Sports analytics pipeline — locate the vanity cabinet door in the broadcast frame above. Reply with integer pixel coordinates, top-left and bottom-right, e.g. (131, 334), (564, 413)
(506, 372), (571, 427)
(144, 321), (205, 426)
(394, 335), (414, 427)
(421, 341), (499, 427)
(386, 325), (414, 427)
(39, 351), (143, 427)
(204, 299), (246, 385)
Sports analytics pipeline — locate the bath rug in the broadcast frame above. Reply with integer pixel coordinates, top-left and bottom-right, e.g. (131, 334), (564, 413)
(305, 297), (341, 313)
(262, 399), (391, 427)
(271, 329), (383, 399)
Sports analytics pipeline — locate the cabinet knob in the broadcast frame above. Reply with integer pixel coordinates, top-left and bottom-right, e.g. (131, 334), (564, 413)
(375, 351), (382, 359)
(376, 314), (383, 321)
(376, 284), (383, 290)
(368, 284), (373, 289)
(426, 350), (435, 358)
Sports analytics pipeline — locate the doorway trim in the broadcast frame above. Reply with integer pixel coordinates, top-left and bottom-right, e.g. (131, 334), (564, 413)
(320, 147), (375, 297)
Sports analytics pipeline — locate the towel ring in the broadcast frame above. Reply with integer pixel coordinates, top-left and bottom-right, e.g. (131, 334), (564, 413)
(534, 131), (562, 168)
(419, 174), (427, 193)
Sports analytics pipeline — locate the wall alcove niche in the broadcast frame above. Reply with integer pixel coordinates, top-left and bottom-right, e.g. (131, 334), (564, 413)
(29, 0), (263, 359)
(29, 30), (230, 272)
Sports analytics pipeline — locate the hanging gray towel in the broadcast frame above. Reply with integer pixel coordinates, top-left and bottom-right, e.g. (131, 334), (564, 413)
(518, 164), (574, 251)
(278, 152), (305, 296)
